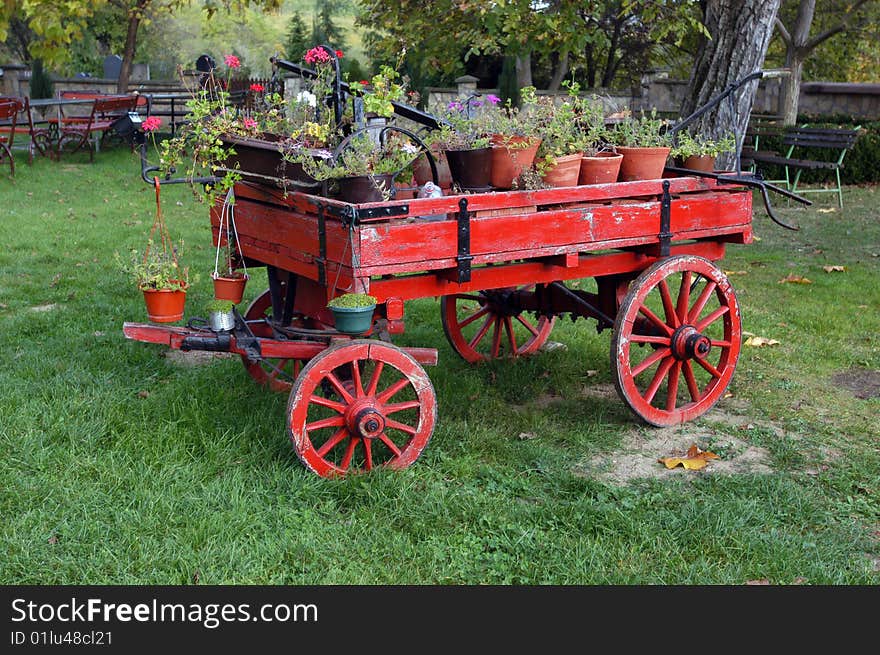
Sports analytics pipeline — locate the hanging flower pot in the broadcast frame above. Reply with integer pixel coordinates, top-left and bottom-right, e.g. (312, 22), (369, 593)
(327, 293), (377, 335)
(540, 152), (583, 188)
(444, 146), (493, 191)
(489, 135), (541, 190)
(212, 271), (249, 304)
(142, 284), (188, 323)
(616, 146), (672, 181)
(579, 151), (624, 185)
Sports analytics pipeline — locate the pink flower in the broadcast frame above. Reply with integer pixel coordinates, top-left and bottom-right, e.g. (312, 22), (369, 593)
(249, 83), (265, 93)
(486, 94), (501, 105)
(142, 116), (162, 132)
(242, 117), (258, 130)
(304, 47), (331, 65)
(224, 54), (241, 69)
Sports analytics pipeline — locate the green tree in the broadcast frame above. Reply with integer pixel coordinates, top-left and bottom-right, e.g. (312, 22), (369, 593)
(312, 0), (346, 51)
(285, 10), (310, 61)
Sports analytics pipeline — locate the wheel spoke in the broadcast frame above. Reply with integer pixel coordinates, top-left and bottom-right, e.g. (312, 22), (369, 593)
(377, 377), (411, 404)
(696, 305), (729, 332)
(504, 316), (518, 355)
(458, 305), (490, 329)
(306, 415), (346, 432)
(687, 280), (718, 324)
(308, 394), (347, 413)
(515, 313), (540, 336)
(629, 334), (671, 345)
(316, 427), (349, 457)
(490, 318), (502, 358)
(385, 418), (418, 435)
(665, 361), (682, 411)
(695, 356), (722, 379)
(638, 304), (674, 336)
(340, 438), (358, 471)
(659, 279), (679, 328)
(350, 360), (364, 397)
(631, 346), (672, 377)
(710, 339), (731, 348)
(384, 400), (421, 414)
(325, 372), (355, 403)
(676, 271), (692, 323)
(644, 357), (675, 404)
(363, 439), (373, 471)
(468, 315), (494, 349)
(365, 361), (385, 396)
(683, 360), (701, 401)
(378, 432), (402, 457)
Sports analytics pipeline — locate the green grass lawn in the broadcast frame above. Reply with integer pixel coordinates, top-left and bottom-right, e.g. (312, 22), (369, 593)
(1, 147), (877, 584)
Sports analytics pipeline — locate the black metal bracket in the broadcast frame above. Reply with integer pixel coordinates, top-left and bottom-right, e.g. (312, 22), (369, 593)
(659, 180), (672, 257)
(456, 198), (473, 283)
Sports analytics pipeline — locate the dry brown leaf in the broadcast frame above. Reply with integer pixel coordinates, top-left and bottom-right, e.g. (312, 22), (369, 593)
(585, 369), (598, 377)
(137, 390), (150, 399)
(823, 265), (846, 273)
(47, 535), (58, 545)
(658, 443), (720, 470)
(816, 207), (836, 213)
(744, 336), (780, 347)
(746, 579), (771, 585)
(778, 274), (812, 284)
(724, 270), (748, 276)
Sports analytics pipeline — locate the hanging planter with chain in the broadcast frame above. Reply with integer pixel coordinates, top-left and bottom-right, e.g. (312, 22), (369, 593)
(212, 188), (249, 304)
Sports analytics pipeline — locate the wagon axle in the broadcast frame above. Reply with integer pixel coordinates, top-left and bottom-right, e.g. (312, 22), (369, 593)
(671, 325), (712, 361)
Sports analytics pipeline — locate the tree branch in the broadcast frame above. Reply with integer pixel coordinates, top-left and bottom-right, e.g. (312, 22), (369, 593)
(774, 16), (791, 45)
(805, 0), (873, 50)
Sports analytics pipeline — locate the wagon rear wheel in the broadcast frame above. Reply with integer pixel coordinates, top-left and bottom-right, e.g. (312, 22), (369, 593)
(287, 340), (437, 478)
(241, 288), (329, 392)
(611, 255), (742, 427)
(440, 286), (555, 363)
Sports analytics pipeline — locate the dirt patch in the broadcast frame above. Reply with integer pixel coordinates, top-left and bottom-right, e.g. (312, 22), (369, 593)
(573, 407), (776, 485)
(831, 368), (880, 399)
(163, 350), (236, 367)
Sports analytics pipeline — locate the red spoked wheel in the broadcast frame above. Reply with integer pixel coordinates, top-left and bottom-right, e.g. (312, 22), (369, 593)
(287, 340), (437, 477)
(611, 255), (742, 427)
(440, 286), (555, 363)
(241, 289), (329, 392)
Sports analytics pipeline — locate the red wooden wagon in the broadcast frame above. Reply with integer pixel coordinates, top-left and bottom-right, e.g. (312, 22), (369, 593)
(123, 66), (805, 477)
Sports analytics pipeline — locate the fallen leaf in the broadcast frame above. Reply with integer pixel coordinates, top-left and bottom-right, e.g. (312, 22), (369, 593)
(778, 274), (812, 284)
(0, 303), (7, 309)
(744, 336), (780, 347)
(792, 577), (809, 585)
(822, 265), (846, 273)
(49, 273), (62, 288)
(812, 249), (823, 255)
(816, 207), (836, 213)
(517, 432), (538, 441)
(658, 443), (720, 470)
(723, 392), (734, 398)
(47, 535), (58, 545)
(724, 270), (748, 276)
(753, 235), (762, 241)
(585, 369), (598, 377)
(746, 579), (771, 585)
(192, 571), (200, 584)
(137, 390), (150, 399)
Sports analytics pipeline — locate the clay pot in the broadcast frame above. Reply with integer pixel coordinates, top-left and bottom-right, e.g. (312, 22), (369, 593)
(540, 152), (583, 187)
(682, 154), (716, 172)
(142, 285), (187, 323)
(212, 272), (248, 304)
(413, 147), (452, 190)
(578, 151), (624, 185)
(490, 135), (541, 189)
(616, 146), (672, 181)
(444, 146), (493, 191)
(336, 174), (395, 203)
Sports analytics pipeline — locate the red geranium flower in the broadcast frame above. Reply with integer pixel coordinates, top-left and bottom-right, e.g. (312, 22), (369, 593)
(304, 47), (331, 65)
(142, 116), (162, 132)
(224, 54), (241, 69)
(249, 83), (265, 93)
(335, 49), (344, 58)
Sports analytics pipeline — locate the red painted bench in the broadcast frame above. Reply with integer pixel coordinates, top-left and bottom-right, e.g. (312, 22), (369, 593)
(56, 95), (139, 160)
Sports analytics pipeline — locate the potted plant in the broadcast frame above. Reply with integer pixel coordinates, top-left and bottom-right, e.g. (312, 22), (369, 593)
(428, 97), (495, 191)
(608, 108), (673, 181)
(212, 189), (248, 303)
(327, 292), (377, 334)
(527, 84), (585, 187)
(671, 131), (736, 173)
(573, 95), (622, 185)
(117, 240), (190, 323)
(205, 298), (235, 332)
(483, 91), (542, 190)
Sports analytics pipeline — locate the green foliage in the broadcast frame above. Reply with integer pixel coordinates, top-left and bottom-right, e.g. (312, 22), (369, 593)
(29, 59), (54, 99)
(116, 241), (190, 292)
(312, 0), (347, 51)
(327, 292), (377, 308)
(205, 299), (235, 313)
(609, 109), (673, 148)
(349, 65), (406, 118)
(671, 131), (736, 159)
(285, 11), (310, 62)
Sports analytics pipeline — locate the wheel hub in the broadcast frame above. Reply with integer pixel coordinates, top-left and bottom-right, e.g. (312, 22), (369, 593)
(344, 399), (386, 439)
(670, 325), (711, 360)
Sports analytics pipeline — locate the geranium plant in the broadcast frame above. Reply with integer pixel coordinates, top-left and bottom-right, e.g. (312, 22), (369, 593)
(671, 131), (736, 159)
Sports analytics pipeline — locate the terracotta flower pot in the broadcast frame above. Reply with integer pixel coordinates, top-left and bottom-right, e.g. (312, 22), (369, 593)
(616, 146), (671, 181)
(682, 154), (716, 172)
(212, 272), (248, 304)
(578, 151), (624, 185)
(413, 148), (453, 191)
(444, 147), (493, 191)
(540, 152), (583, 187)
(142, 285), (187, 323)
(489, 135), (541, 190)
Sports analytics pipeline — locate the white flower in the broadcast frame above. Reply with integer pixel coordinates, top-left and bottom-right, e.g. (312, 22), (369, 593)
(296, 90), (317, 107)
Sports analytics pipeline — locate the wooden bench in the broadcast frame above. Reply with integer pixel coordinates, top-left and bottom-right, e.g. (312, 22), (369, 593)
(0, 96), (53, 170)
(745, 124), (861, 208)
(56, 95), (139, 161)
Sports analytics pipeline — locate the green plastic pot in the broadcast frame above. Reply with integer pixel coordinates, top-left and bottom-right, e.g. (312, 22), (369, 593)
(330, 304), (376, 334)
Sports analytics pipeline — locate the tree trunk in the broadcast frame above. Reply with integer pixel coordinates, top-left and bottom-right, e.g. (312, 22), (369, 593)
(515, 53), (532, 89)
(680, 0), (782, 169)
(117, 1), (149, 94)
(547, 52), (570, 92)
(779, 55), (804, 125)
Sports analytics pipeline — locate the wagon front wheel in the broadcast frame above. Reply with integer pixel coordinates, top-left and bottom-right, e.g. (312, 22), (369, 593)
(287, 340), (437, 478)
(611, 255), (742, 427)
(440, 286), (555, 363)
